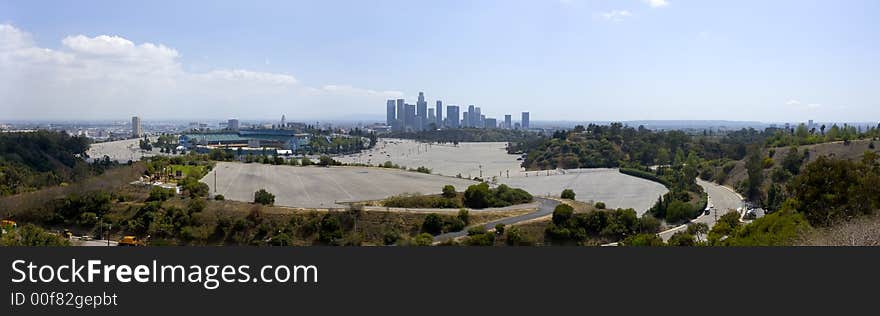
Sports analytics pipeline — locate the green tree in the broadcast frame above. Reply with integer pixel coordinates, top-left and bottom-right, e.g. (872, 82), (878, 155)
(622, 233), (664, 246)
(253, 189), (275, 205)
(421, 213), (444, 235)
(561, 189), (576, 200)
(667, 231), (696, 246)
(463, 183), (491, 209)
(442, 185), (457, 198)
(552, 204), (574, 225)
(457, 209), (470, 226)
(412, 233), (434, 246)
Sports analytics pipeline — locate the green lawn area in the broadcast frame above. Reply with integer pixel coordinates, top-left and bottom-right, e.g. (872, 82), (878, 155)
(170, 164), (208, 179)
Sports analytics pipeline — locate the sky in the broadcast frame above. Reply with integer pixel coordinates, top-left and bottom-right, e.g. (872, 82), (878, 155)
(0, 0), (878, 122)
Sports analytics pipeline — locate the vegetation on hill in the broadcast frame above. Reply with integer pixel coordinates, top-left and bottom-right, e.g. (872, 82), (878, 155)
(0, 131), (121, 195)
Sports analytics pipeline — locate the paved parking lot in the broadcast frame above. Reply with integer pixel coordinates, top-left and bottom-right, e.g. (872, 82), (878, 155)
(336, 139), (523, 179)
(203, 162), (477, 208)
(499, 168), (668, 215)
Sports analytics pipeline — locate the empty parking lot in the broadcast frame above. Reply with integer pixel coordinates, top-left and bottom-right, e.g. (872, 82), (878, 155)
(203, 162), (477, 208)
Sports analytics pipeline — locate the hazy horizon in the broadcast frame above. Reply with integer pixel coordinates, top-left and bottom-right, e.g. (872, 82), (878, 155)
(2, 1), (878, 122)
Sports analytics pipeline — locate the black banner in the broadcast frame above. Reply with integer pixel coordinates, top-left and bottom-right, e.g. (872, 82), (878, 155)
(2, 247), (878, 315)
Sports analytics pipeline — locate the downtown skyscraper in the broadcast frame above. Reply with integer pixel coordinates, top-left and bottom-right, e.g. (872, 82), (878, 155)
(416, 92), (428, 131)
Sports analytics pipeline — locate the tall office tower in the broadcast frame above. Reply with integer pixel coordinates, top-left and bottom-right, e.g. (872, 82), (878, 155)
(446, 105), (460, 128)
(416, 92), (428, 131)
(435, 100), (443, 128)
(427, 108), (435, 128)
(405, 103), (416, 131)
(475, 107), (482, 128)
(462, 111), (469, 128)
(480, 114), (486, 129)
(396, 99), (405, 131)
(281, 114), (286, 128)
(131, 116), (142, 138)
(386, 100), (396, 127)
(228, 119), (240, 131)
(504, 115), (512, 129)
(467, 105), (475, 127)
(484, 118), (497, 129)
(521, 112), (530, 129)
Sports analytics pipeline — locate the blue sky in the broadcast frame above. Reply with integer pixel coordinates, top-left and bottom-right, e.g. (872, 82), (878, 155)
(1, 0), (878, 122)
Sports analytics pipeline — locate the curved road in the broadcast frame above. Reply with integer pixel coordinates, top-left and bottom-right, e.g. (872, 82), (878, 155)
(657, 178), (744, 240)
(433, 197), (559, 243)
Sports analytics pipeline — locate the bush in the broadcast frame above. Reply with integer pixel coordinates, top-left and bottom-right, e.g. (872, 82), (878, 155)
(464, 232), (495, 246)
(463, 183), (491, 209)
(552, 204), (574, 225)
(621, 233), (664, 246)
(467, 226), (487, 236)
(382, 230), (400, 245)
(457, 209), (470, 225)
(494, 223), (506, 235)
(253, 189), (275, 205)
(665, 200), (694, 223)
(638, 215), (661, 233)
(214, 194), (225, 201)
(147, 186), (175, 202)
(561, 189), (576, 200)
(594, 201), (606, 209)
(667, 231), (696, 246)
(317, 215), (343, 244)
(412, 233), (434, 246)
(505, 227), (532, 246)
(421, 213), (444, 235)
(442, 185), (457, 198)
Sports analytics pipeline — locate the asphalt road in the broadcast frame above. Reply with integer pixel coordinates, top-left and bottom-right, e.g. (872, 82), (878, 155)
(433, 197), (559, 243)
(657, 178), (744, 240)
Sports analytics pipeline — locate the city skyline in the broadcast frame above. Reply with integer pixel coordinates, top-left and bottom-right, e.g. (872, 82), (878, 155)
(1, 1), (879, 122)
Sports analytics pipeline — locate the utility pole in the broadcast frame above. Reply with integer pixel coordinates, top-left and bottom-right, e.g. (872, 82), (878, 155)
(479, 165), (482, 178)
(214, 170), (217, 194)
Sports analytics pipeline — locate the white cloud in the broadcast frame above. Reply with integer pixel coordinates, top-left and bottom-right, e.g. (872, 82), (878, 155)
(0, 24), (402, 120)
(601, 10), (633, 22)
(644, 0), (669, 8)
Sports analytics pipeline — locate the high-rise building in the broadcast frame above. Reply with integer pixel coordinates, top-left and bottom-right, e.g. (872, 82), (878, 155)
(396, 99), (405, 131)
(228, 119), (240, 131)
(417, 92), (428, 131)
(386, 100), (396, 127)
(475, 107), (482, 128)
(446, 105), (460, 128)
(480, 114), (486, 129)
(484, 118), (497, 129)
(280, 114), (286, 128)
(405, 103), (416, 131)
(504, 115), (512, 129)
(131, 116), (142, 138)
(427, 108), (435, 128)
(462, 111), (469, 128)
(467, 105), (475, 127)
(521, 112), (530, 129)
(435, 100), (443, 128)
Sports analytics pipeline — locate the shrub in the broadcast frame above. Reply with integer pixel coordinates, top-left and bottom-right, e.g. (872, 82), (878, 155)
(665, 200), (694, 223)
(421, 213), (444, 235)
(594, 201), (606, 209)
(412, 233), (434, 246)
(214, 194), (225, 201)
(442, 185), (457, 198)
(561, 189), (576, 200)
(667, 231), (696, 246)
(253, 189), (275, 205)
(457, 209), (470, 225)
(552, 204), (574, 225)
(494, 223), (506, 235)
(622, 233), (664, 246)
(463, 183), (491, 209)
(467, 225), (487, 236)
(147, 186), (175, 202)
